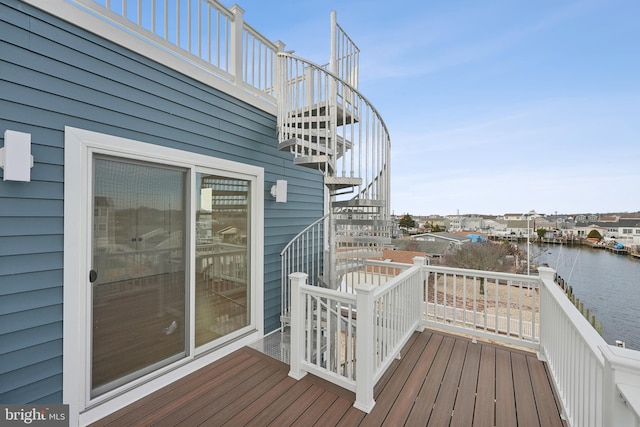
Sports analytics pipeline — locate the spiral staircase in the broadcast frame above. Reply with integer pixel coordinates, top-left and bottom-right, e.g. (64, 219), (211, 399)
(278, 13), (392, 327)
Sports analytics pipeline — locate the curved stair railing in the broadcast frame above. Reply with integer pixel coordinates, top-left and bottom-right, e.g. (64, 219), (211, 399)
(280, 214), (328, 326)
(277, 45), (391, 327)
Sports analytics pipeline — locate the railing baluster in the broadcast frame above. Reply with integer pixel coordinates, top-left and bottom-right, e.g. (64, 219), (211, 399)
(518, 280), (523, 339)
(505, 279), (511, 336)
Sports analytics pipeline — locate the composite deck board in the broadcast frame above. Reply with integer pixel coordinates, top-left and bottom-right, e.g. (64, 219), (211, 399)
(403, 335), (456, 425)
(268, 383), (327, 425)
(91, 330), (566, 427)
(495, 347), (518, 426)
(527, 356), (566, 427)
(451, 338), (482, 427)
(243, 378), (315, 425)
(220, 374), (299, 426)
(512, 352), (541, 427)
(366, 330), (431, 425)
(335, 407), (367, 427)
(89, 350), (256, 426)
(315, 397), (357, 426)
(175, 364), (284, 426)
(381, 332), (444, 426)
(143, 357), (270, 426)
(373, 331), (421, 398)
(474, 345), (497, 427)
(290, 390), (340, 426)
(428, 338), (468, 425)
(196, 369), (285, 425)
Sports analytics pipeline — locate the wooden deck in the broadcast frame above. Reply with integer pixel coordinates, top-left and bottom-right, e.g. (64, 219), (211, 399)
(91, 329), (566, 426)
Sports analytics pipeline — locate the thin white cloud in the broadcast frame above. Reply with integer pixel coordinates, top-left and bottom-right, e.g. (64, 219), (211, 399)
(360, 1), (602, 81)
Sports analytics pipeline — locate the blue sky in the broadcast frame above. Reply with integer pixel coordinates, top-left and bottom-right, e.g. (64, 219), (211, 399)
(233, 0), (640, 216)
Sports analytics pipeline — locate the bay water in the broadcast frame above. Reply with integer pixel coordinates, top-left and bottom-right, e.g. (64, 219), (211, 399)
(538, 244), (640, 350)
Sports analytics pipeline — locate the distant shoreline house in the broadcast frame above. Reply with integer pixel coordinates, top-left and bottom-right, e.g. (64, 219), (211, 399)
(573, 216), (640, 245)
(438, 212), (640, 247)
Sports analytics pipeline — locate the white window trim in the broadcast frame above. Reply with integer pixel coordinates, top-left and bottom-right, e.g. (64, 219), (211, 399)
(63, 126), (264, 426)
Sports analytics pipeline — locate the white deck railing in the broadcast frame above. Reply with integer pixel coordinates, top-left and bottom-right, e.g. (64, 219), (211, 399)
(538, 267), (605, 426)
(329, 10), (359, 90)
(280, 215), (328, 327)
(288, 261), (640, 425)
(340, 259), (413, 291)
(537, 267), (640, 427)
(423, 265), (540, 349)
(288, 258), (424, 412)
(53, 0), (281, 102)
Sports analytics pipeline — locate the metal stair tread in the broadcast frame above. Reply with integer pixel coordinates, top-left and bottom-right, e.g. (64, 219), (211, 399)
(333, 218), (389, 226)
(336, 235), (391, 242)
(335, 250), (382, 260)
(278, 138), (335, 156)
(332, 199), (386, 207)
(287, 101), (359, 126)
(325, 176), (362, 186)
(293, 155), (330, 166)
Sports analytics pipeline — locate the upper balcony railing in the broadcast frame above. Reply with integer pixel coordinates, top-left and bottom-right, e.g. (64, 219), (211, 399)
(38, 0), (282, 105)
(287, 262), (640, 426)
(329, 10), (359, 90)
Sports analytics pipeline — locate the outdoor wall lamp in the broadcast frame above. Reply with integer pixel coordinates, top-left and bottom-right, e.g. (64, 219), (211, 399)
(270, 179), (288, 203)
(1, 130), (33, 182)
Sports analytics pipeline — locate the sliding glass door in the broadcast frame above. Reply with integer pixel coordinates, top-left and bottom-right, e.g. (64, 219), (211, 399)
(195, 174), (251, 348)
(91, 157), (187, 396)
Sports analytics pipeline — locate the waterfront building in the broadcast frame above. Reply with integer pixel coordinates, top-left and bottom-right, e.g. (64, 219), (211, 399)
(557, 215), (640, 246)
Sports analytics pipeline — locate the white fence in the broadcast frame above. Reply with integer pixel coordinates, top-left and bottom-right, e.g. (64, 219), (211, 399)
(425, 302), (539, 342)
(537, 267), (640, 427)
(288, 258), (424, 412)
(40, 0), (281, 103)
(423, 266), (540, 349)
(288, 261), (640, 425)
(340, 259), (413, 291)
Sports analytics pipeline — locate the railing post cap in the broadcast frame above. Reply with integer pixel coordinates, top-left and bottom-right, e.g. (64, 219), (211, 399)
(537, 266), (556, 280)
(229, 4), (245, 15)
(600, 343), (640, 366)
(412, 256), (426, 266)
(289, 272), (308, 280)
(354, 283), (376, 293)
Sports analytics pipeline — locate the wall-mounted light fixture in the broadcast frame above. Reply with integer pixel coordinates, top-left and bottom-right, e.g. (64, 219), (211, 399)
(1, 130), (33, 182)
(270, 179), (288, 203)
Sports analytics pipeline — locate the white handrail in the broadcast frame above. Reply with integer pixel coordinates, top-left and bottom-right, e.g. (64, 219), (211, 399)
(62, 0), (279, 101)
(280, 214), (328, 327)
(340, 259), (412, 292)
(422, 265), (540, 349)
(288, 257), (424, 413)
(330, 10), (359, 89)
(289, 262), (640, 425)
(288, 272), (358, 393)
(538, 267), (606, 427)
(600, 344), (640, 427)
(276, 52), (390, 207)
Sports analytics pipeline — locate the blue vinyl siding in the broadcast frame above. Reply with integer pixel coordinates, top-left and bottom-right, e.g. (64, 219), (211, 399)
(0, 0), (324, 404)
